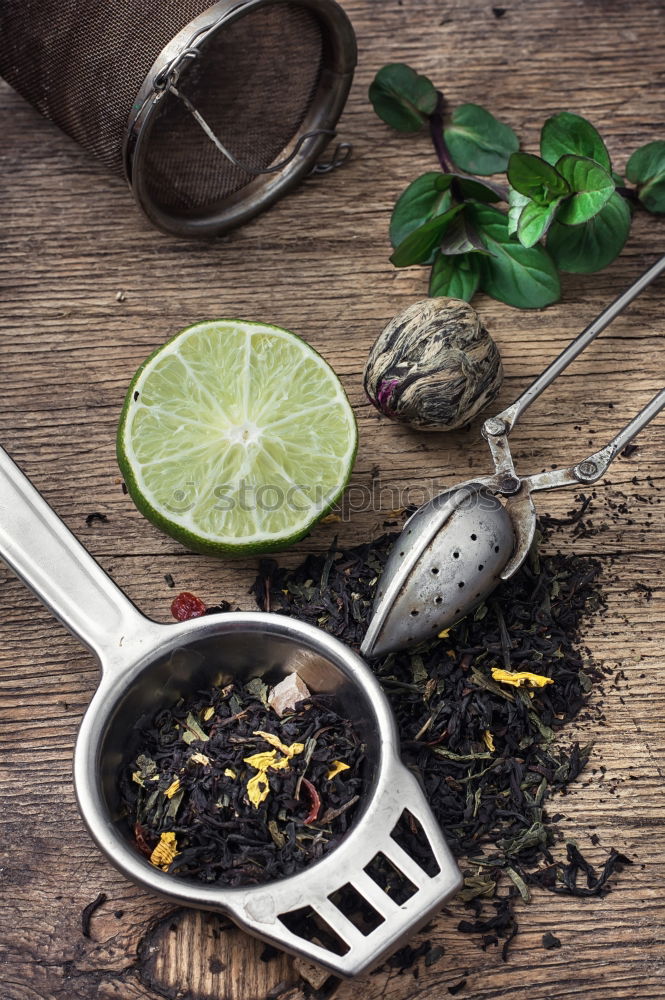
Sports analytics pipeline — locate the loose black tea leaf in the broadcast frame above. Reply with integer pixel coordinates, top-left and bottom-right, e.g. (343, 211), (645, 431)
(85, 512), (108, 526)
(81, 891), (107, 938)
(119, 676), (366, 886)
(250, 516), (628, 955)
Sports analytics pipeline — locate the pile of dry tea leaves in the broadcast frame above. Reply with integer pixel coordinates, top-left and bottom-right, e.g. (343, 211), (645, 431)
(119, 677), (365, 886)
(251, 524), (630, 956)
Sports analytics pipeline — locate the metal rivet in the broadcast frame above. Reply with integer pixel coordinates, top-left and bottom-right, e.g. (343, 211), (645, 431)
(485, 417), (506, 437)
(577, 459), (599, 481)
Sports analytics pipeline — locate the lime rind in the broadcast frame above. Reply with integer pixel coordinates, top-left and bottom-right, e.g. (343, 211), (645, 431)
(117, 320), (357, 555)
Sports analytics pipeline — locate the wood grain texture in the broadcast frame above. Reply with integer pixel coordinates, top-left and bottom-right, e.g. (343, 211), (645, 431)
(1, 1), (665, 997)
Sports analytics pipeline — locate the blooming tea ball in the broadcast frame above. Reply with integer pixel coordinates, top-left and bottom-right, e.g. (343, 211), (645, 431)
(364, 298), (503, 431)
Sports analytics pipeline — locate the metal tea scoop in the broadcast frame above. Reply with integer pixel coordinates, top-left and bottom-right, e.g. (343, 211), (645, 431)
(362, 256), (665, 659)
(0, 446), (461, 977)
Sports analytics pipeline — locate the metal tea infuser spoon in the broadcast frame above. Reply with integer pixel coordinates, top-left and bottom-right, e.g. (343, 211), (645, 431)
(362, 256), (665, 660)
(0, 446), (462, 977)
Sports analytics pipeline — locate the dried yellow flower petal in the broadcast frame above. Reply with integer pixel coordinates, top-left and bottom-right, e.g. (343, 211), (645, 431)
(244, 750), (280, 771)
(491, 668), (554, 688)
(164, 778), (180, 799)
(150, 832), (179, 870)
(224, 768), (237, 779)
(326, 760), (350, 780)
(244, 738), (305, 809)
(438, 628), (451, 639)
(190, 752), (210, 766)
(203, 707), (215, 721)
(247, 770), (270, 807)
(253, 731), (305, 758)
(483, 730), (495, 752)
(132, 771), (145, 787)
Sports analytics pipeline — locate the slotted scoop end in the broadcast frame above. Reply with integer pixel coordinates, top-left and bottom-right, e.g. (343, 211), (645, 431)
(361, 485), (516, 659)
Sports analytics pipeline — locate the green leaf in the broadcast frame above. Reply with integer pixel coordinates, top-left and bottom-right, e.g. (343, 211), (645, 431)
(507, 152), (570, 205)
(369, 63), (438, 132)
(454, 176), (504, 202)
(469, 204), (560, 308)
(554, 155), (615, 224)
(547, 191), (631, 273)
(626, 140), (665, 213)
(439, 210), (490, 255)
(508, 189), (530, 236)
(540, 112), (612, 172)
(390, 205), (464, 267)
(389, 173), (501, 256)
(429, 252), (481, 301)
(390, 173), (454, 248)
(517, 199), (561, 248)
(444, 104), (519, 175)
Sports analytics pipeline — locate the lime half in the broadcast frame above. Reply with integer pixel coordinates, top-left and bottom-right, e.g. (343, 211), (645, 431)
(117, 320), (357, 555)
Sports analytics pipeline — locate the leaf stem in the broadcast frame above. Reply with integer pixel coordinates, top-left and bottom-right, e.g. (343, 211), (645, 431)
(428, 91), (452, 173)
(428, 91), (509, 201)
(615, 185), (641, 206)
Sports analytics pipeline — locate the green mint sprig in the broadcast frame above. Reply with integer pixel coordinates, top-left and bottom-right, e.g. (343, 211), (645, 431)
(369, 63), (664, 309)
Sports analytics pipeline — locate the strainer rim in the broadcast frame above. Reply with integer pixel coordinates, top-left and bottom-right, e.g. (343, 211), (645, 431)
(124, 0), (356, 237)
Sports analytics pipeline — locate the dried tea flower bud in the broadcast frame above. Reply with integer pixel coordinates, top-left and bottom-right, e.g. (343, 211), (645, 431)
(364, 298), (503, 431)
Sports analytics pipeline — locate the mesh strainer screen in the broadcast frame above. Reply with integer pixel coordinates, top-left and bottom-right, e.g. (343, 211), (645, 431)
(143, 4), (324, 216)
(1, 0), (355, 235)
(0, 0), (217, 174)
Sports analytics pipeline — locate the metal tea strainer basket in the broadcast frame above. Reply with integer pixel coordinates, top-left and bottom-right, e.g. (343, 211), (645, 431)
(0, 444), (462, 977)
(0, 0), (356, 237)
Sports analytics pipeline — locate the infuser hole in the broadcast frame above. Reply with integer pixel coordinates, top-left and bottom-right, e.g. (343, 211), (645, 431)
(364, 852), (417, 905)
(470, 533), (477, 541)
(390, 809), (441, 878)
(278, 906), (350, 956)
(458, 581), (465, 588)
(453, 551), (460, 559)
(494, 545), (500, 552)
(399, 551), (405, 557)
(410, 609), (419, 617)
(431, 567), (439, 575)
(435, 596), (443, 605)
(328, 883), (384, 935)
(478, 564), (484, 571)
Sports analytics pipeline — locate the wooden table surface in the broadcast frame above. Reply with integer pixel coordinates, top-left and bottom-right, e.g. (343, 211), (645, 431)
(2, 1), (665, 997)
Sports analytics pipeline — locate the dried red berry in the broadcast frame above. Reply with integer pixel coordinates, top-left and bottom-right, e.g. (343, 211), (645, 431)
(170, 591), (207, 622)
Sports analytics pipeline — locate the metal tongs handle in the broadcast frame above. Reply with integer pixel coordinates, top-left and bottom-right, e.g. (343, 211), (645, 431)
(483, 255), (665, 493)
(494, 255), (665, 434)
(525, 385), (665, 493)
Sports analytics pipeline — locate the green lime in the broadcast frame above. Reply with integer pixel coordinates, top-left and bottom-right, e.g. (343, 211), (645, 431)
(117, 320), (357, 555)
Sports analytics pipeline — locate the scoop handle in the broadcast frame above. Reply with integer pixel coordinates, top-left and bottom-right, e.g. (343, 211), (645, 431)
(0, 445), (148, 666)
(494, 255), (665, 433)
